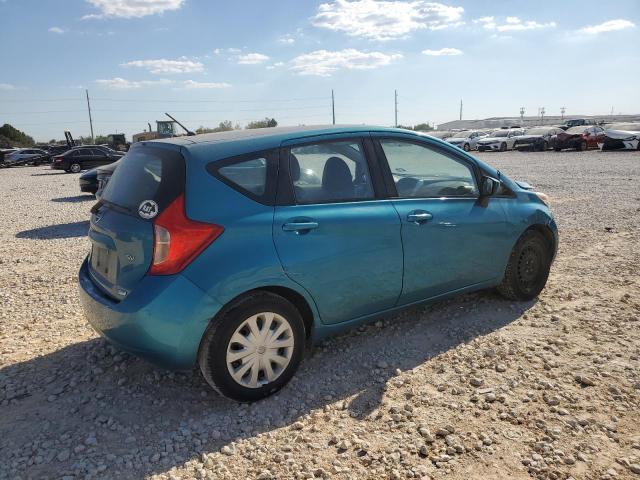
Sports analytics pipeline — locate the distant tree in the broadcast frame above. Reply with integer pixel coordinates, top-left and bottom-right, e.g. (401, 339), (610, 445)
(396, 124), (414, 130)
(246, 117), (277, 129)
(0, 123), (35, 148)
(413, 122), (434, 131)
(196, 120), (239, 134)
(94, 135), (109, 144)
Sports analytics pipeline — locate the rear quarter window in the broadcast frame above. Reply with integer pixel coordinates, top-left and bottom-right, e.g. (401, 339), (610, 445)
(207, 150), (278, 205)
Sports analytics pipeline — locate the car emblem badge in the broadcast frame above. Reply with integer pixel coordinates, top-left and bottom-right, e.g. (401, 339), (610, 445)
(138, 200), (159, 220)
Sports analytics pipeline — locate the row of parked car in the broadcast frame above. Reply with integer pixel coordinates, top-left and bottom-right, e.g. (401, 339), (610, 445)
(436, 122), (640, 153)
(0, 144), (124, 170)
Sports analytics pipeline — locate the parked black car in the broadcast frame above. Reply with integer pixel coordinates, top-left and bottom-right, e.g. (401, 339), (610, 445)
(42, 144), (72, 156)
(514, 127), (565, 151)
(95, 160), (120, 198)
(52, 146), (124, 173)
(79, 168), (99, 194)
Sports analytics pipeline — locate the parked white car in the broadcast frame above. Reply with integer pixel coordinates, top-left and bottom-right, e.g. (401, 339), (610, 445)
(476, 129), (525, 152)
(599, 123), (640, 151)
(446, 131), (488, 152)
(3, 148), (50, 166)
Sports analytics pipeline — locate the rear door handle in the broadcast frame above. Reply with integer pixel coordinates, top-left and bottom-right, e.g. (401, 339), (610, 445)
(407, 210), (433, 224)
(282, 221), (319, 233)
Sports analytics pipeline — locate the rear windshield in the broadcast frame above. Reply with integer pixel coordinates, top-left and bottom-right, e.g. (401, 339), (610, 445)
(566, 126), (587, 134)
(100, 145), (184, 214)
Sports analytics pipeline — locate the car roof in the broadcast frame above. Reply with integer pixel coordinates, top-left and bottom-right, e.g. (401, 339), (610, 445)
(151, 125), (412, 148)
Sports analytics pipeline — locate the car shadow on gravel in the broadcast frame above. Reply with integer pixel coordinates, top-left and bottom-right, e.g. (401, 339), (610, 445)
(30, 171), (68, 176)
(15, 220), (89, 240)
(51, 195), (96, 203)
(0, 292), (535, 479)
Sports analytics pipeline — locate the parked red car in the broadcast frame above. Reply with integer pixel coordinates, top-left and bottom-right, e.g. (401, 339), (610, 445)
(554, 126), (604, 151)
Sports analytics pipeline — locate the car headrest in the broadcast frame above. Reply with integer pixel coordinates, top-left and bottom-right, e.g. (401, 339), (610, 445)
(322, 156), (352, 193)
(289, 153), (300, 182)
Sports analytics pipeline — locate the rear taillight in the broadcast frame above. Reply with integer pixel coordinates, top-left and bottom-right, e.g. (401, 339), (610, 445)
(54, 156), (63, 162)
(149, 194), (223, 275)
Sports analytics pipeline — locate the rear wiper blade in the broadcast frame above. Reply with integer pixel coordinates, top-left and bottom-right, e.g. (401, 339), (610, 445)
(99, 198), (135, 215)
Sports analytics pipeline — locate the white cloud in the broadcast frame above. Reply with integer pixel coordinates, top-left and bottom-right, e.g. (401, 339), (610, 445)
(48, 26), (65, 34)
(579, 19), (635, 34)
(474, 15), (555, 32)
(422, 47), (462, 56)
(266, 62), (285, 70)
(83, 0), (184, 19)
(95, 77), (174, 89)
(122, 58), (203, 74)
(290, 49), (402, 76)
(0, 83), (17, 90)
(213, 47), (242, 55)
(278, 34), (296, 45)
(237, 53), (270, 65)
(182, 80), (231, 89)
(312, 0), (464, 41)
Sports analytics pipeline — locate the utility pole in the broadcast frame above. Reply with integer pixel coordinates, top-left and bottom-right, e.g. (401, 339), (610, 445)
(394, 90), (398, 127)
(459, 99), (463, 121)
(560, 106), (566, 121)
(540, 107), (545, 125)
(85, 89), (94, 143)
(331, 89), (335, 125)
(520, 107), (525, 124)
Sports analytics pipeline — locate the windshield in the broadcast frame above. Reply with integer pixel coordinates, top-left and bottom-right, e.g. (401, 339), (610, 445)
(430, 131), (452, 139)
(566, 126), (587, 134)
(490, 130), (509, 137)
(101, 146), (184, 214)
(525, 128), (551, 135)
(608, 123), (640, 131)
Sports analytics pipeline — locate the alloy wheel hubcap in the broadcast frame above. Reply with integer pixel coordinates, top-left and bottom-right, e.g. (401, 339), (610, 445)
(226, 312), (294, 389)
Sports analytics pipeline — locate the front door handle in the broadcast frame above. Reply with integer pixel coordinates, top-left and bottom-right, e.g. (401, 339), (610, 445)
(407, 210), (433, 224)
(282, 221), (319, 233)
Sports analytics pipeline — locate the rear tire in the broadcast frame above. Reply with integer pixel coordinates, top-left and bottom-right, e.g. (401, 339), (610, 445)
(198, 292), (305, 402)
(69, 162), (82, 173)
(497, 230), (551, 301)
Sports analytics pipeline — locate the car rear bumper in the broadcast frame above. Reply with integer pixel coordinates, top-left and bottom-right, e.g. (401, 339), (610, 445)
(78, 258), (222, 370)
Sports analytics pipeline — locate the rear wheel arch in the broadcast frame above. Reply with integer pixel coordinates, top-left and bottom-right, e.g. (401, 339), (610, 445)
(199, 286), (315, 350)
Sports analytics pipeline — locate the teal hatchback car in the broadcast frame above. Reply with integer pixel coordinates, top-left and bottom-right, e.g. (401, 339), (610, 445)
(79, 125), (557, 401)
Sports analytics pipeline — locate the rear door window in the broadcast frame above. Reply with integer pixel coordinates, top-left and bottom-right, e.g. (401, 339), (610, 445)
(289, 140), (374, 204)
(100, 146), (184, 215)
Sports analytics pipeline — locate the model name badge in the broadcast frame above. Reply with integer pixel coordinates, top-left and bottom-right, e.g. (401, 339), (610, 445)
(138, 200), (159, 219)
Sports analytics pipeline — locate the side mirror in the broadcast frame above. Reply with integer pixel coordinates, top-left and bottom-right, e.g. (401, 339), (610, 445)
(480, 176), (500, 196)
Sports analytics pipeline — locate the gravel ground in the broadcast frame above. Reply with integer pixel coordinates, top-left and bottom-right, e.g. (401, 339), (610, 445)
(1, 150), (639, 480)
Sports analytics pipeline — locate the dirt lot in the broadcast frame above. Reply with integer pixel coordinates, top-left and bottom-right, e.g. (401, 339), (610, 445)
(1, 150), (639, 480)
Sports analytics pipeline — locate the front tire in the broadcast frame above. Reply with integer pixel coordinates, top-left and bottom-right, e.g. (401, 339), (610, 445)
(497, 230), (551, 301)
(500, 142), (507, 152)
(463, 143), (470, 152)
(198, 292), (305, 402)
(578, 140), (588, 152)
